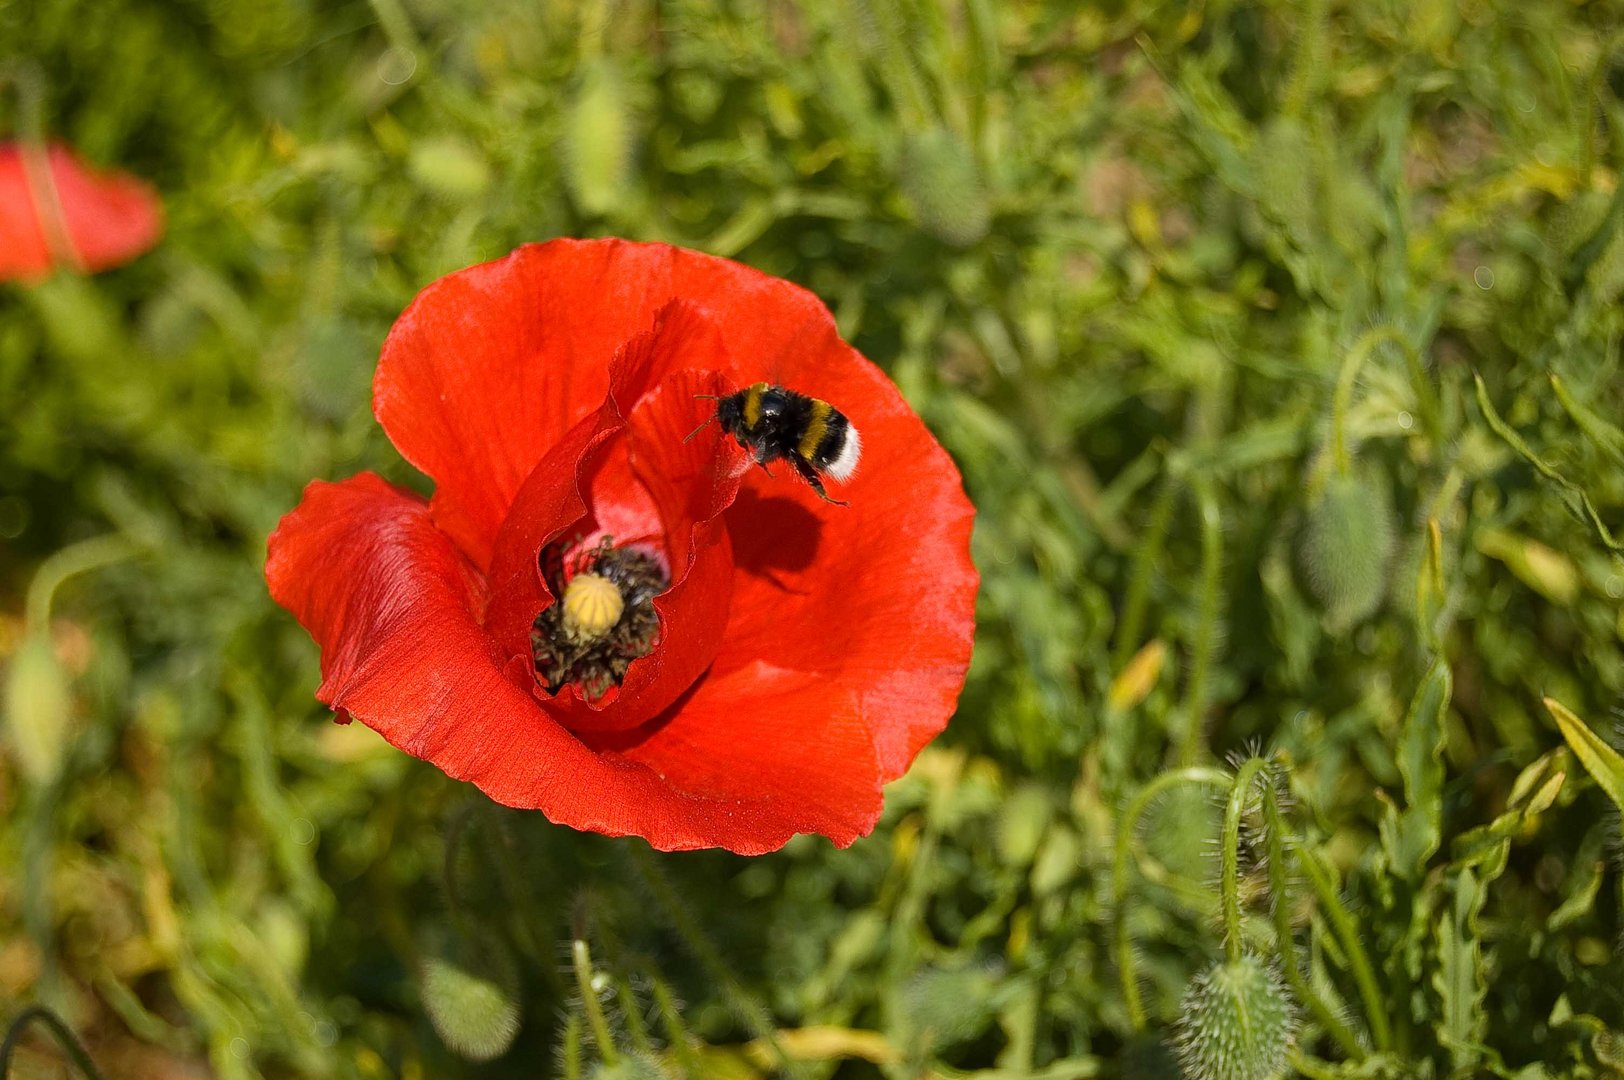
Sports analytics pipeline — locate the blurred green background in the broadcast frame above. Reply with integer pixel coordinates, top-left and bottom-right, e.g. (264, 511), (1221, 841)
(6, 0), (1624, 1077)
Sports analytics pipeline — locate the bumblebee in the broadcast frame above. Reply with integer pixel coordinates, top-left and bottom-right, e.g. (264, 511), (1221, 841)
(689, 382), (862, 504)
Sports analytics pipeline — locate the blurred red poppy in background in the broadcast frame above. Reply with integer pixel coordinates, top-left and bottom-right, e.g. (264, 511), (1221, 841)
(267, 239), (977, 854)
(0, 141), (163, 282)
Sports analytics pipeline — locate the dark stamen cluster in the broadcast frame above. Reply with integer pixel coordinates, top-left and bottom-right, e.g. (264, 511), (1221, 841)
(531, 537), (667, 700)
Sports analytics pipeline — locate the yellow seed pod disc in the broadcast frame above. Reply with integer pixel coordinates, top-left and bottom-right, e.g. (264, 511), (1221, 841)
(562, 573), (624, 641)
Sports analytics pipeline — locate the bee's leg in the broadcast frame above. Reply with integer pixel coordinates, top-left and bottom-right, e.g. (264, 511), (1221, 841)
(792, 456), (849, 506)
(754, 447), (776, 478)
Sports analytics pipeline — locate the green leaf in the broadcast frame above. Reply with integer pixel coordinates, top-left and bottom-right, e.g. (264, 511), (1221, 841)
(1548, 373), (1624, 465)
(1473, 375), (1624, 553)
(1543, 697), (1624, 815)
(1547, 859), (1603, 931)
(1386, 659), (1451, 878)
(1434, 868), (1487, 1070)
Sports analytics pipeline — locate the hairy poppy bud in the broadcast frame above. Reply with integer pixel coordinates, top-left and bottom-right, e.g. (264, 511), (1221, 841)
(566, 62), (635, 217)
(1143, 783), (1219, 883)
(1296, 466), (1395, 629)
(996, 784), (1053, 867)
(1174, 955), (1295, 1080)
(898, 126), (990, 248)
(420, 930), (522, 1062)
(408, 136), (491, 201)
(4, 632), (72, 786)
(901, 964), (1000, 1049)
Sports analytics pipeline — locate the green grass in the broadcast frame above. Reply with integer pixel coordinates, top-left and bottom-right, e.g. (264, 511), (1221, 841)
(5, 0), (1624, 1076)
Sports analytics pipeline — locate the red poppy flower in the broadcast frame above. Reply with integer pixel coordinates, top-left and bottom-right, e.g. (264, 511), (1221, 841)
(0, 142), (163, 282)
(266, 239), (977, 854)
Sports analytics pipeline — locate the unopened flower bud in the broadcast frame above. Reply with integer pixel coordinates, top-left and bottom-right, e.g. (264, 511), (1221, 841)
(420, 930), (522, 1062)
(4, 632), (72, 786)
(1296, 466), (1395, 630)
(566, 61), (635, 217)
(1174, 955), (1296, 1080)
(898, 126), (991, 249)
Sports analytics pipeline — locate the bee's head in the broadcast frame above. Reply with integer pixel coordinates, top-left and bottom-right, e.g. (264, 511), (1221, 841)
(714, 391), (744, 434)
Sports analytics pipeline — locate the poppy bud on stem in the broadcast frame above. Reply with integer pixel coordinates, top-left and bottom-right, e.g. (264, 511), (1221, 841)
(1113, 766), (1230, 1032)
(5, 535), (134, 787)
(419, 928), (522, 1062)
(1223, 758), (1366, 1059)
(898, 125), (991, 249)
(566, 59), (635, 218)
(1296, 466), (1395, 630)
(1173, 954), (1295, 1080)
(1327, 326), (1439, 474)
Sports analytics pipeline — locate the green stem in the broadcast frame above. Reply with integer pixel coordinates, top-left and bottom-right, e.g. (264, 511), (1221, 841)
(439, 801), (478, 934)
(365, 0), (422, 84)
(577, 0), (609, 61)
(1578, 30), (1624, 188)
(25, 535), (136, 632)
(1259, 777), (1365, 1060)
(649, 976), (703, 1077)
(571, 936), (620, 1066)
(616, 976), (654, 1057)
(868, 0), (937, 128)
(1, 59), (81, 272)
(1114, 766), (1230, 1030)
(627, 845), (799, 1076)
(1177, 480), (1223, 766)
(1220, 759), (1267, 962)
(560, 1011), (583, 1080)
(1299, 848), (1391, 1052)
(1, 1005), (107, 1080)
(14, 535), (134, 1004)
(22, 785), (62, 999)
(1330, 326), (1440, 474)
(1111, 474), (1179, 672)
(1288, 1049), (1344, 1080)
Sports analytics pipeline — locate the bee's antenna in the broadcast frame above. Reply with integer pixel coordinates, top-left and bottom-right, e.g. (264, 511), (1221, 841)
(683, 415), (718, 443)
(692, 393), (720, 401)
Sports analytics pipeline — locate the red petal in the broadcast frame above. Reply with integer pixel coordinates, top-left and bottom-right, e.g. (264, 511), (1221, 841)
(598, 660), (885, 847)
(0, 143), (162, 281)
(592, 305), (974, 848)
(483, 303), (747, 733)
(266, 471), (862, 853)
(0, 146), (52, 280)
(51, 145), (163, 272)
(373, 240), (834, 569)
(716, 321), (979, 780)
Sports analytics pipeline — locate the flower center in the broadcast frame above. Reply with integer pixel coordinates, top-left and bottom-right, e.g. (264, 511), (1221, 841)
(531, 536), (668, 701)
(561, 573), (624, 642)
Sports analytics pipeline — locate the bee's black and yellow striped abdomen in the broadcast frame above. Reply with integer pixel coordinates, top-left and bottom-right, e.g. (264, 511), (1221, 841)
(709, 382), (862, 503)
